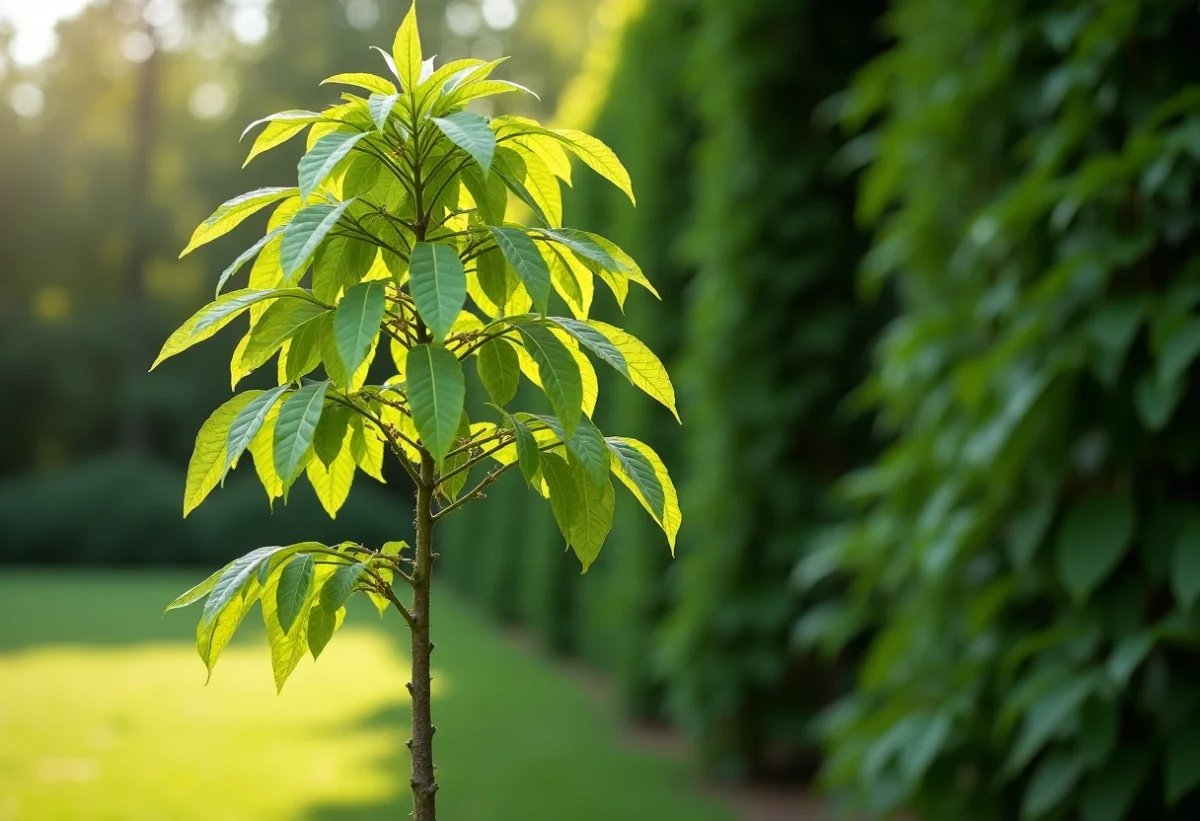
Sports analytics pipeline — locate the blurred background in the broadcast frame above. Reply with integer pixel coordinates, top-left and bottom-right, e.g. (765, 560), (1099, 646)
(4, 0), (1200, 819)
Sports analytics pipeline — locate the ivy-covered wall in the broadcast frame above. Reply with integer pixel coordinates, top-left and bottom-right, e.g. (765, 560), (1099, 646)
(815, 1), (1200, 817)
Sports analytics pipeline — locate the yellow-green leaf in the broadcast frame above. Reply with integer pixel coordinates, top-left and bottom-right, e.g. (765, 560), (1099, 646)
(180, 187), (298, 257)
(184, 392), (261, 517)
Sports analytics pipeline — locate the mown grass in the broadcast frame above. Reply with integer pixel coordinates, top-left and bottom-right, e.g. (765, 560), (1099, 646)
(0, 570), (732, 821)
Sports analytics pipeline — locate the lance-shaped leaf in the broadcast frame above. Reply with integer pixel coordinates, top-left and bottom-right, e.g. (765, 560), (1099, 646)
(276, 554), (316, 634)
(393, 2), (422, 90)
(313, 236), (375, 302)
(320, 72), (397, 96)
(306, 601), (341, 660)
(281, 200), (356, 277)
(180, 187), (298, 257)
(215, 226), (287, 297)
(313, 403), (354, 468)
(241, 109), (323, 141)
(541, 453), (615, 572)
(200, 545), (279, 628)
(184, 392), (261, 517)
(306, 424), (356, 517)
(165, 564), (227, 613)
(608, 436), (679, 550)
(273, 381), (330, 489)
(240, 299), (331, 373)
(535, 228), (625, 272)
(433, 111), (496, 177)
(368, 93), (400, 133)
(409, 242), (467, 342)
(406, 343), (466, 465)
(515, 324), (582, 437)
(334, 279), (388, 376)
(490, 227), (551, 313)
(299, 132), (369, 200)
(152, 288), (312, 369)
(476, 337), (520, 406)
(587, 320), (678, 421)
(225, 385), (291, 474)
(493, 149), (551, 227)
(549, 317), (629, 380)
(532, 415), (609, 489)
(261, 561), (336, 692)
(554, 129), (635, 204)
(320, 562), (367, 613)
(241, 111), (323, 166)
(500, 411), (541, 486)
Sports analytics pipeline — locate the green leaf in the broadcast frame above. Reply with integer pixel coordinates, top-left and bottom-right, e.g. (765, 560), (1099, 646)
(1055, 495), (1135, 600)
(165, 565), (227, 613)
(406, 343), (466, 465)
(1080, 748), (1150, 821)
(550, 317), (629, 380)
(1134, 370), (1183, 432)
(299, 132), (369, 201)
(261, 561), (333, 692)
(334, 280), (388, 376)
(152, 288), (311, 370)
(281, 200), (357, 278)
(475, 248), (517, 308)
(533, 415), (609, 489)
(215, 226), (286, 297)
(461, 164), (507, 225)
(493, 150), (551, 227)
(584, 320), (678, 420)
(1159, 318), (1200, 384)
(320, 72), (397, 96)
(184, 392), (261, 517)
(536, 228), (625, 272)
(476, 338), (520, 406)
(541, 453), (614, 572)
(1171, 516), (1200, 608)
(306, 601), (338, 660)
(180, 187), (298, 257)
(409, 242), (467, 342)
(605, 438), (666, 521)
(368, 93), (400, 133)
(201, 545), (278, 628)
(282, 318), (324, 381)
(276, 554), (315, 634)
(553, 129), (635, 204)
(508, 413), (541, 486)
(313, 236), (375, 302)
(313, 403), (354, 467)
(321, 562), (366, 613)
(341, 154), (384, 199)
(607, 436), (679, 550)
(515, 323), (582, 437)
(1167, 715), (1200, 804)
(240, 298), (330, 372)
(225, 385), (291, 474)
(392, 2), (422, 90)
(306, 430), (356, 518)
(273, 381), (330, 489)
(1021, 752), (1084, 819)
(432, 112), (496, 177)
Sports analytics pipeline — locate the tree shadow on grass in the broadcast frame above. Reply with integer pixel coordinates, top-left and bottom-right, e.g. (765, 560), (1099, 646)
(303, 702), (410, 821)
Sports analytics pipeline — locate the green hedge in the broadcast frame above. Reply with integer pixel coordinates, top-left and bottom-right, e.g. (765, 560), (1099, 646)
(654, 0), (886, 780)
(815, 0), (1200, 817)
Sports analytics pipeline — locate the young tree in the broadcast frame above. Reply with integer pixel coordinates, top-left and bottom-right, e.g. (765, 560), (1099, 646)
(155, 5), (679, 819)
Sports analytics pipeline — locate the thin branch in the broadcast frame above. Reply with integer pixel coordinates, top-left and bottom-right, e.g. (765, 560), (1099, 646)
(433, 463), (517, 521)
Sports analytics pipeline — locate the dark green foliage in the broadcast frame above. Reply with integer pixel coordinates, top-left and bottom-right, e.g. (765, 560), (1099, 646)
(656, 0), (885, 780)
(816, 0), (1200, 817)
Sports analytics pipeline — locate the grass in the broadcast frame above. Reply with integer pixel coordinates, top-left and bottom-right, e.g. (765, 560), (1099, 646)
(0, 570), (733, 821)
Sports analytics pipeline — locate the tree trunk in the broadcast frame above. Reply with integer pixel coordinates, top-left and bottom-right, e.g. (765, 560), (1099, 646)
(409, 451), (438, 820)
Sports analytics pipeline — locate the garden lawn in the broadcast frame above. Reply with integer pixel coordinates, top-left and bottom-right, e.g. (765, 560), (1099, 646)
(0, 570), (732, 821)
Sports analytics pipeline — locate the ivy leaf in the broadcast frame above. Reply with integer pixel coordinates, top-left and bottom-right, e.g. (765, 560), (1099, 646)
(392, 2), (422, 91)
(409, 242), (467, 342)
(276, 554), (315, 634)
(180, 187), (297, 257)
(1171, 517), (1200, 609)
(184, 392), (261, 517)
(514, 323), (582, 437)
(406, 343), (466, 466)
(1055, 495), (1135, 600)
(433, 111), (496, 177)
(476, 337), (520, 406)
(273, 381), (330, 490)
(334, 280), (388, 377)
(225, 385), (291, 475)
(368, 93), (400, 134)
(281, 200), (356, 278)
(299, 132), (369, 201)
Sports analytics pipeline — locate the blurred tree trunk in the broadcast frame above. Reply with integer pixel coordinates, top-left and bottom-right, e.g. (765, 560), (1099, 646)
(121, 21), (159, 453)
